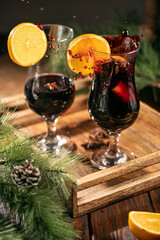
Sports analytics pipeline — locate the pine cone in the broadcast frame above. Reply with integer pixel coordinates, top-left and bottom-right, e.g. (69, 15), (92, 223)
(12, 160), (41, 187)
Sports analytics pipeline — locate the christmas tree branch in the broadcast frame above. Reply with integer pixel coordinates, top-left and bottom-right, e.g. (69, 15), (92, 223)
(0, 103), (82, 239)
(0, 218), (23, 240)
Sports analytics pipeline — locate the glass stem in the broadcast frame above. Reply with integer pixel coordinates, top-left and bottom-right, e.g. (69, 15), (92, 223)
(107, 131), (121, 157)
(46, 118), (59, 141)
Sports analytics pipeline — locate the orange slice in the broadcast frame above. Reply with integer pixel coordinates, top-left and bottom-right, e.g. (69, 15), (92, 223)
(7, 22), (47, 67)
(112, 55), (126, 62)
(67, 34), (111, 76)
(129, 211), (160, 240)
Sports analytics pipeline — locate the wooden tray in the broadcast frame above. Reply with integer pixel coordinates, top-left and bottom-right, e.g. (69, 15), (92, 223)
(2, 79), (160, 218)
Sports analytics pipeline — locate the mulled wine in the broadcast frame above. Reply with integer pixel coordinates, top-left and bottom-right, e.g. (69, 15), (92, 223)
(88, 31), (140, 169)
(89, 33), (140, 132)
(25, 74), (75, 119)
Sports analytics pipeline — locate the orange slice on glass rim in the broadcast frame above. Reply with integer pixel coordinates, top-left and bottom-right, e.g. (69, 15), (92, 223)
(7, 22), (47, 67)
(128, 211), (160, 240)
(67, 34), (111, 76)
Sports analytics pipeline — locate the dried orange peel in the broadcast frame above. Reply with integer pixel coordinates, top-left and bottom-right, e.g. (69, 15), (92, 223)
(128, 211), (160, 240)
(7, 22), (47, 67)
(67, 34), (111, 76)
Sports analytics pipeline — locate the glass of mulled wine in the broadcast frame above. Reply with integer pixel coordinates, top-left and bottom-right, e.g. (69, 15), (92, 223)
(88, 31), (140, 169)
(25, 24), (76, 153)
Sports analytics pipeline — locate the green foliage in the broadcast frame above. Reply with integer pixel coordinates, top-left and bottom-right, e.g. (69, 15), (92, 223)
(0, 218), (22, 240)
(135, 39), (160, 92)
(0, 103), (82, 239)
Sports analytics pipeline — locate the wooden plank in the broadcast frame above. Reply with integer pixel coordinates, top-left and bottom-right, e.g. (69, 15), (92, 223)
(17, 105), (159, 159)
(149, 188), (160, 213)
(119, 102), (160, 157)
(12, 108), (43, 127)
(90, 193), (153, 240)
(20, 109), (91, 138)
(74, 170), (160, 217)
(76, 151), (160, 190)
(2, 78), (91, 110)
(75, 77), (91, 91)
(73, 215), (90, 240)
(2, 93), (26, 110)
(12, 94), (88, 127)
(2, 93), (160, 157)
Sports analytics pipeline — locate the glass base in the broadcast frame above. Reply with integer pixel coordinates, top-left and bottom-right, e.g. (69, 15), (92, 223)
(36, 135), (76, 154)
(90, 147), (135, 170)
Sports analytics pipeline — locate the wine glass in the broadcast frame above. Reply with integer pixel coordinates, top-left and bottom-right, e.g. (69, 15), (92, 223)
(25, 24), (76, 153)
(88, 33), (140, 169)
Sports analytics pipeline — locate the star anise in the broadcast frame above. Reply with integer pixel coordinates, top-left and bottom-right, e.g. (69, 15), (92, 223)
(82, 139), (106, 150)
(81, 128), (108, 150)
(89, 128), (108, 141)
(45, 82), (58, 91)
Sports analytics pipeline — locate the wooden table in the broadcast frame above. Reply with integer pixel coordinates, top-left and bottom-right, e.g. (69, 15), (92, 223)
(1, 55), (160, 240)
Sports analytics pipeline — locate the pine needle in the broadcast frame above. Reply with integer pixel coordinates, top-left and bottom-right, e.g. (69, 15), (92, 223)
(0, 218), (23, 240)
(0, 103), (82, 239)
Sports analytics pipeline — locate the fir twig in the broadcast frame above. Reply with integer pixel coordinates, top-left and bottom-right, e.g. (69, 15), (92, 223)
(0, 218), (23, 240)
(0, 103), (82, 239)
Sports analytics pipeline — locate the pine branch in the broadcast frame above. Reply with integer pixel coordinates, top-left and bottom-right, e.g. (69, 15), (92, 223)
(30, 149), (84, 199)
(0, 218), (23, 240)
(12, 188), (79, 240)
(0, 103), (18, 136)
(0, 103), (82, 239)
(0, 166), (80, 240)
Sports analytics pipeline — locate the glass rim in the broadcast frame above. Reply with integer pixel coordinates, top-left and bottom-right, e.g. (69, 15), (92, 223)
(42, 24), (74, 43)
(91, 45), (140, 56)
(91, 34), (140, 56)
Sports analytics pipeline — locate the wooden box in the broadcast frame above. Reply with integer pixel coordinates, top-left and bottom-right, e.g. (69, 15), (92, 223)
(3, 78), (160, 218)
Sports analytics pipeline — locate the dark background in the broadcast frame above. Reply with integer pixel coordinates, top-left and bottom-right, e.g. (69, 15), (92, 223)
(0, 0), (160, 51)
(0, 0), (147, 33)
(0, 0), (160, 52)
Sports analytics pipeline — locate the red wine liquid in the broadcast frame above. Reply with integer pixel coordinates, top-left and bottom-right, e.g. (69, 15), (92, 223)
(103, 30), (140, 54)
(25, 74), (75, 119)
(88, 32), (140, 131)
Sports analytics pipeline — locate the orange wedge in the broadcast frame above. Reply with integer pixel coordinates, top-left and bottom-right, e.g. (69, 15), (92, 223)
(67, 34), (111, 76)
(112, 55), (126, 62)
(129, 211), (160, 240)
(7, 22), (47, 67)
